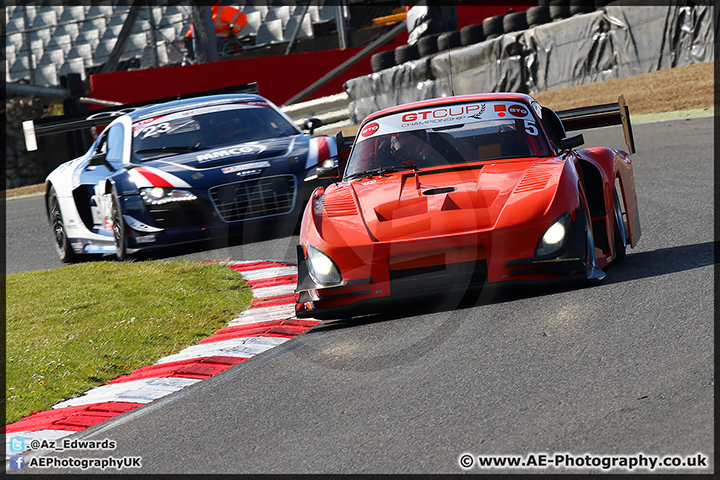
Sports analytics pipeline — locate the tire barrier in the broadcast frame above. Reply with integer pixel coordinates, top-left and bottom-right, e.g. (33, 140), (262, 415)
(503, 11), (529, 34)
(460, 24), (485, 46)
(549, 0), (572, 20)
(394, 43), (420, 65)
(345, 5), (713, 124)
(418, 33), (442, 57)
(482, 14), (505, 40)
(570, 0), (596, 17)
(370, 50), (396, 73)
(526, 6), (552, 28)
(437, 30), (462, 51)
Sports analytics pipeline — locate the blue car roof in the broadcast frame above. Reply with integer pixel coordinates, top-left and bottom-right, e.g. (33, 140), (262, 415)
(127, 94), (269, 122)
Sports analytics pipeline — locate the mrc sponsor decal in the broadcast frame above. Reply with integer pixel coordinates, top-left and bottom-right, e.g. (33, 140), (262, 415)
(197, 143), (267, 162)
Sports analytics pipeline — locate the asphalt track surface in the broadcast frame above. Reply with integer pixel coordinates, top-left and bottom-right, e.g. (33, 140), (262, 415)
(5, 116), (714, 474)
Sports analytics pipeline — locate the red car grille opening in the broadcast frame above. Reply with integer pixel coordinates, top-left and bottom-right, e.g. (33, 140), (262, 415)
(209, 175), (296, 222)
(389, 260), (488, 296)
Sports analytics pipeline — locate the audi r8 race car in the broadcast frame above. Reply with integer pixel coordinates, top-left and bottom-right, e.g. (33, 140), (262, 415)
(296, 93), (640, 319)
(32, 93), (336, 262)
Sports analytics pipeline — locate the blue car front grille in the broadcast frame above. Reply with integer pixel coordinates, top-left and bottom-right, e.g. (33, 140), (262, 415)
(209, 175), (296, 222)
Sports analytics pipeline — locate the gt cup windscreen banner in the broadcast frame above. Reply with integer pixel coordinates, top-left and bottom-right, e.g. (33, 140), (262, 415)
(357, 100), (544, 141)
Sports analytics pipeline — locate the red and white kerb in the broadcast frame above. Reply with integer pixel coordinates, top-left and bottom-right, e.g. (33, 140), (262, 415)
(5, 261), (320, 455)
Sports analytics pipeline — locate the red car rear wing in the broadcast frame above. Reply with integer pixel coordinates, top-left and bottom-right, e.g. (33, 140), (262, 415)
(22, 82), (259, 151)
(556, 95), (636, 154)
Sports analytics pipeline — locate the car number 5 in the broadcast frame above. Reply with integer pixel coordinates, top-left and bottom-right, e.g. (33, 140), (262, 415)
(524, 120), (538, 136)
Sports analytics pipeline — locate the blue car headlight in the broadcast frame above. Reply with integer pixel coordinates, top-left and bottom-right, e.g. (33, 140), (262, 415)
(535, 213), (571, 257)
(306, 245), (342, 287)
(140, 187), (197, 205)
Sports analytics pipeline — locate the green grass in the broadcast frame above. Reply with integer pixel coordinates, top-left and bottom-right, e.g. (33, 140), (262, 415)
(5, 260), (252, 424)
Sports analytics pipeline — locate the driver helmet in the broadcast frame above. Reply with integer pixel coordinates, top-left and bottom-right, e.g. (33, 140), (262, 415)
(205, 114), (242, 140)
(390, 129), (429, 163)
(216, 118), (241, 139)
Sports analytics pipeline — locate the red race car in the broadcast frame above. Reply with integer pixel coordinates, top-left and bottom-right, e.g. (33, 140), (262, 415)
(295, 93), (640, 319)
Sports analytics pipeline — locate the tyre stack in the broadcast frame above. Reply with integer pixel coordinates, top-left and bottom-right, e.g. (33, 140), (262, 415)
(548, 0), (572, 21)
(525, 6), (552, 28)
(569, 0), (595, 16)
(394, 43), (420, 65)
(418, 33), (441, 57)
(459, 23), (484, 46)
(503, 10), (529, 35)
(482, 14), (504, 40)
(370, 3), (604, 73)
(370, 50), (395, 73)
(437, 30), (461, 52)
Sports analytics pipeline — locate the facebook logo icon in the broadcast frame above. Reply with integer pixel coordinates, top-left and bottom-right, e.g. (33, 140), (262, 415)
(9, 455), (25, 470)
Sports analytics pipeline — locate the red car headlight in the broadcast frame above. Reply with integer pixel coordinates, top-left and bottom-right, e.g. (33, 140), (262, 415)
(306, 245), (342, 287)
(535, 212), (571, 257)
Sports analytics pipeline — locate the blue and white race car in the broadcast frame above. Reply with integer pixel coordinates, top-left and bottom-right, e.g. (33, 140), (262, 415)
(40, 93), (338, 261)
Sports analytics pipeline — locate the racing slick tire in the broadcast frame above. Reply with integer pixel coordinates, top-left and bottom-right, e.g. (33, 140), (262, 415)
(48, 185), (79, 263)
(111, 194), (128, 261)
(612, 188), (627, 263)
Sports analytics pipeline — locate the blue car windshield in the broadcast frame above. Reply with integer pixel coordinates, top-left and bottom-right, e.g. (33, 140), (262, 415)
(131, 102), (299, 160)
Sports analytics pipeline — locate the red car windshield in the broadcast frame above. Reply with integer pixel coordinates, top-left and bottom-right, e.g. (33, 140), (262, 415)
(346, 118), (553, 178)
(346, 97), (557, 179)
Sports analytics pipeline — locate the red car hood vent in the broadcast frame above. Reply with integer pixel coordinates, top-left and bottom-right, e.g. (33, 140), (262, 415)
(323, 186), (359, 217)
(515, 162), (558, 193)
